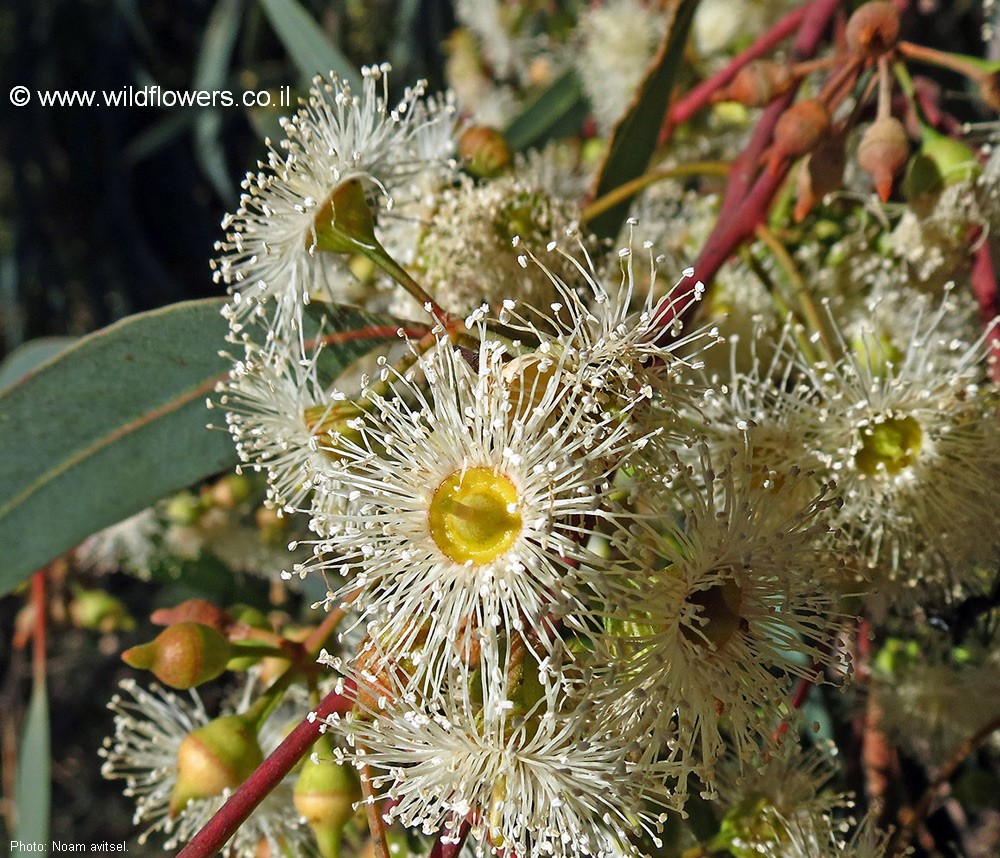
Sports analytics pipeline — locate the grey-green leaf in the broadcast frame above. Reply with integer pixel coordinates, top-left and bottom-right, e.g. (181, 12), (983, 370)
(586, 0), (699, 240)
(0, 298), (393, 595)
(257, 0), (361, 90)
(504, 67), (588, 153)
(13, 679), (50, 852)
(0, 338), (77, 392)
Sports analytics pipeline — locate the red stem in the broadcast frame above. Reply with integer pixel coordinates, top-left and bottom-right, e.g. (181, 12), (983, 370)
(31, 569), (46, 686)
(971, 234), (1000, 383)
(304, 324), (428, 352)
(429, 819), (471, 858)
(664, 3), (810, 133)
(772, 661), (821, 744)
(177, 681), (357, 858)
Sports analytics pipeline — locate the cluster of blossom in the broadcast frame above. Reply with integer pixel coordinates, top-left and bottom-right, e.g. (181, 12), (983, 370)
(99, 52), (1000, 858)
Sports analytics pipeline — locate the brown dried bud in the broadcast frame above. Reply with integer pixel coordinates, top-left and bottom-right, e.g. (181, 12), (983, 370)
(768, 99), (829, 173)
(714, 61), (795, 108)
(858, 116), (910, 202)
(794, 135), (846, 221)
(845, 2), (900, 58)
(458, 125), (513, 178)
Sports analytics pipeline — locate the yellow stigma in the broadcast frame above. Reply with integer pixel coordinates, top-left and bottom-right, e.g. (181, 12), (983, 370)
(854, 415), (922, 476)
(429, 467), (522, 564)
(681, 578), (745, 651)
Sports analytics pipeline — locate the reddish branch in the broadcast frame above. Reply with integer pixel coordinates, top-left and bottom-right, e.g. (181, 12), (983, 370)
(31, 569), (47, 685)
(772, 664), (821, 744)
(971, 235), (1000, 383)
(663, 3), (810, 133)
(891, 711), (1000, 856)
(177, 681), (356, 858)
(429, 818), (472, 858)
(656, 0), (841, 332)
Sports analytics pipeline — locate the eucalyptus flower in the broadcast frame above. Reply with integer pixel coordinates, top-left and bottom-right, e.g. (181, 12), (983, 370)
(214, 64), (457, 344)
(292, 325), (654, 686)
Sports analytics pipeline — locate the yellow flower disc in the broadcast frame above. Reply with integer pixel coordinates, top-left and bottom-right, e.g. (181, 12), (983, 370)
(854, 415), (923, 476)
(429, 467), (523, 565)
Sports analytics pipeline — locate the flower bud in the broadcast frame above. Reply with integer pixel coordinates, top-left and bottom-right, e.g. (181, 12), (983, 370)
(294, 735), (361, 858)
(919, 126), (980, 184)
(713, 61), (795, 108)
(255, 506), (288, 546)
(768, 100), (829, 173)
(258, 625), (310, 686)
(209, 474), (252, 510)
(122, 622), (232, 689)
(69, 587), (135, 633)
(459, 125), (513, 178)
(845, 2), (900, 58)
(165, 491), (205, 525)
(858, 116), (909, 202)
(150, 598), (232, 631)
(169, 714), (264, 816)
(903, 126), (980, 207)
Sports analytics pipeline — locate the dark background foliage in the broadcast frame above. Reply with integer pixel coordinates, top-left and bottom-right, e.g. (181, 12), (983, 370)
(0, 0), (455, 358)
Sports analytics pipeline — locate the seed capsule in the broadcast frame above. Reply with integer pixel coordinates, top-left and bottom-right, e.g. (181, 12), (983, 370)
(714, 61), (795, 108)
(768, 99), (829, 173)
(458, 125), (513, 178)
(858, 116), (910, 201)
(845, 2), (900, 58)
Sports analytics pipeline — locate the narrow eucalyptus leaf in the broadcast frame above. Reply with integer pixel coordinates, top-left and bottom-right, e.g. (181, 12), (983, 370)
(13, 679), (50, 852)
(504, 67), (588, 153)
(257, 0), (362, 89)
(587, 0), (699, 240)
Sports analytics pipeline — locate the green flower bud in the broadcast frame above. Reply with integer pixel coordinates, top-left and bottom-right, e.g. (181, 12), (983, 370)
(169, 714), (264, 816)
(458, 125), (513, 178)
(69, 587), (135, 633)
(209, 473), (252, 510)
(294, 735), (361, 858)
(904, 125), (980, 205)
(122, 622), (232, 689)
(165, 491), (206, 525)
